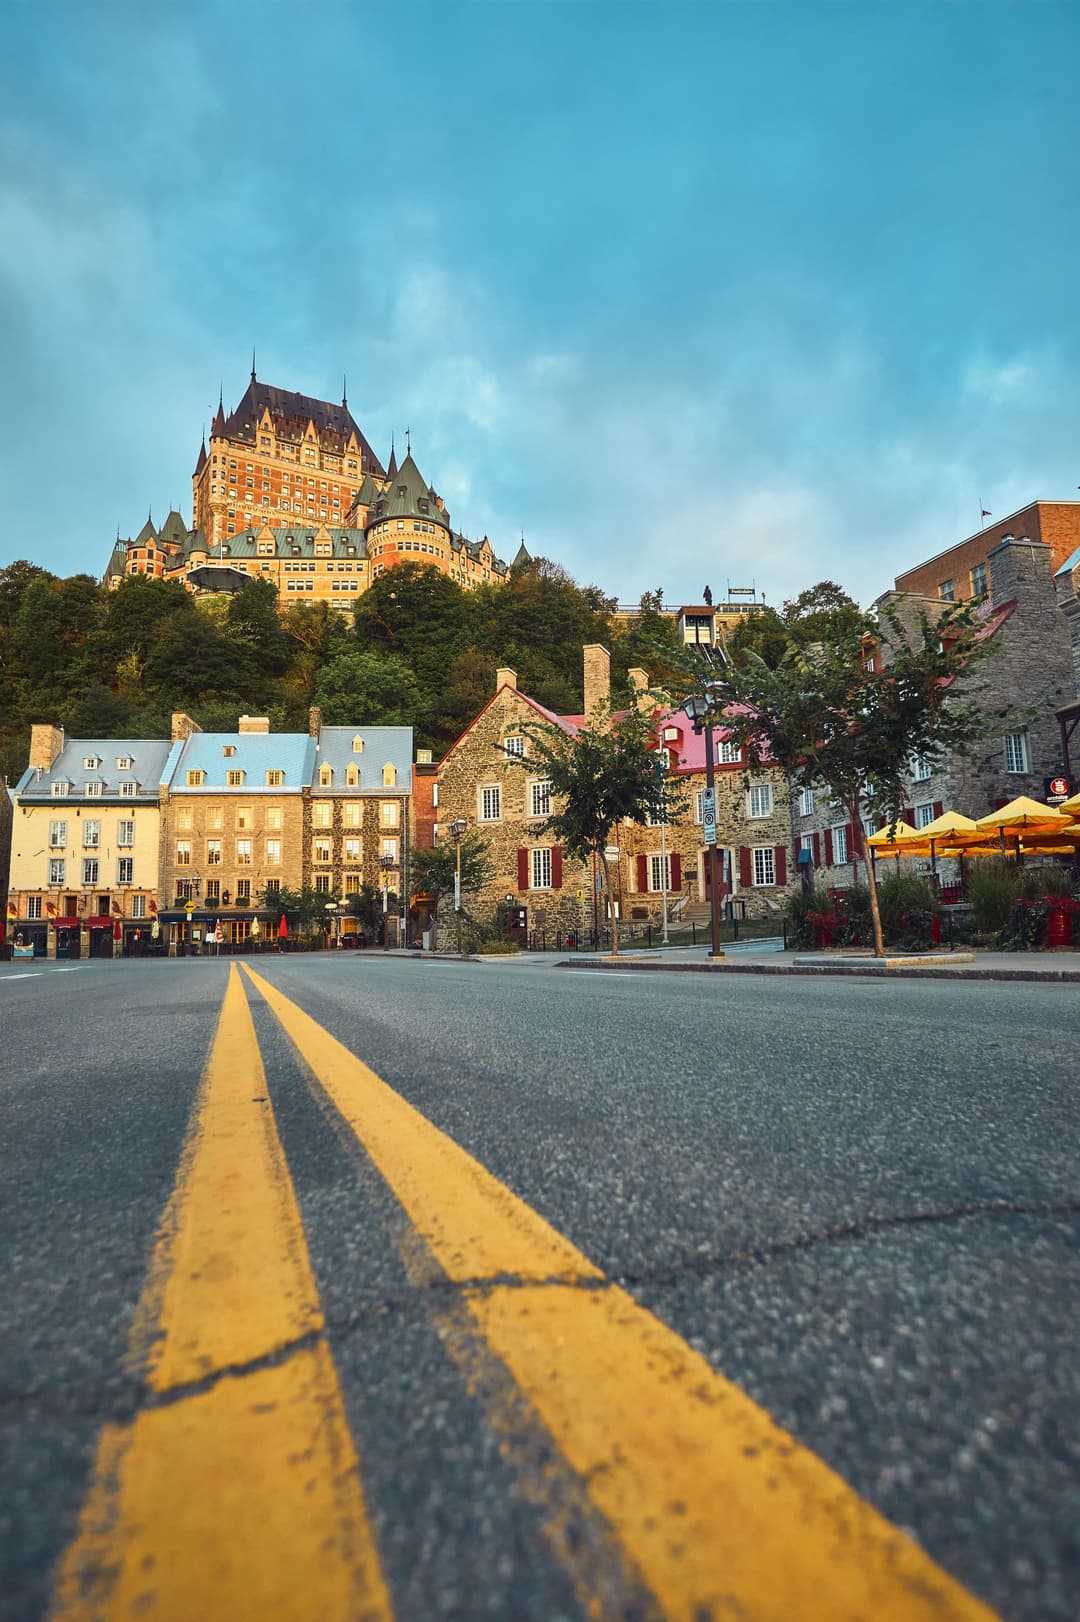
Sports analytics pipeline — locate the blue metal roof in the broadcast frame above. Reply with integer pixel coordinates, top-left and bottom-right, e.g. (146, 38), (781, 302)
(312, 726), (413, 795)
(170, 732), (316, 791)
(16, 737), (175, 802)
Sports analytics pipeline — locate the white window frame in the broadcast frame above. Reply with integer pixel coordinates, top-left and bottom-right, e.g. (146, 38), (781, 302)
(529, 779), (552, 819)
(1004, 731), (1030, 774)
(752, 847), (776, 887)
(914, 802), (936, 829)
(479, 784), (502, 822)
(85, 780), (103, 798)
(83, 819), (101, 848)
(649, 853), (672, 893)
(746, 783), (773, 819)
(798, 787), (814, 817)
(503, 735), (525, 757)
(117, 857), (134, 884)
(49, 819), (68, 847)
(911, 753), (932, 783)
(831, 823), (848, 865)
(530, 847), (552, 889)
(117, 819), (135, 847)
(718, 740), (740, 765)
(49, 858), (66, 885)
(82, 858), (99, 886)
(131, 894), (147, 918)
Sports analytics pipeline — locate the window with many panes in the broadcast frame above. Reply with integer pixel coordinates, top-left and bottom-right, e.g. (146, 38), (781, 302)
(236, 879), (251, 901)
(52, 782), (69, 797)
(649, 854), (672, 892)
(831, 824), (848, 864)
(914, 802), (935, 829)
(503, 735), (525, 757)
(49, 819), (67, 847)
(131, 894), (147, 917)
(752, 847), (776, 886)
(798, 788), (815, 817)
(911, 754), (932, 782)
(84, 820), (100, 848)
(237, 840), (252, 865)
(226, 770), (245, 787)
(207, 807), (223, 832)
(27, 896), (43, 919)
(480, 785), (501, 821)
(1004, 731), (1030, 773)
(49, 858), (66, 885)
(265, 770), (284, 787)
(85, 781), (103, 798)
(186, 770), (205, 787)
(117, 857), (134, 884)
(971, 562), (988, 597)
(344, 837), (361, 862)
(380, 801), (398, 827)
(176, 841), (191, 867)
(530, 848), (552, 889)
(82, 858), (99, 886)
(313, 874), (331, 894)
(939, 580), (954, 601)
(265, 839), (281, 865)
(206, 840), (221, 865)
(313, 838), (331, 863)
(204, 880), (220, 903)
(746, 783), (773, 818)
(119, 782), (136, 797)
(718, 740), (740, 765)
(381, 838), (397, 862)
(529, 780), (552, 818)
(343, 802), (361, 827)
(117, 819), (135, 846)
(313, 803), (332, 828)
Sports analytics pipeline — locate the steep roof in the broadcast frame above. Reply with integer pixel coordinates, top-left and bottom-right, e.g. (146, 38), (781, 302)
(194, 439), (207, 475)
(311, 726), (414, 794)
(17, 737), (174, 801)
(103, 542), (128, 583)
(512, 539), (532, 569)
(370, 451), (450, 528)
(216, 524), (367, 559)
(168, 731), (317, 790)
(158, 509), (189, 545)
(219, 377), (386, 475)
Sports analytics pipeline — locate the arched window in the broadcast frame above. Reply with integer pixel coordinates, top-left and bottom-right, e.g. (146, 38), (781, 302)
(352, 735), (364, 753)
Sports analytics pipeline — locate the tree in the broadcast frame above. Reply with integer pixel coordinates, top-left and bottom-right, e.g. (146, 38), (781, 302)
(258, 884), (328, 936)
(691, 598), (996, 957)
(517, 700), (677, 956)
(312, 649), (424, 726)
(408, 833), (494, 950)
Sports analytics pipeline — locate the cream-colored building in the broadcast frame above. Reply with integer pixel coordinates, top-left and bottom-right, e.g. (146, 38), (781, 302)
(7, 727), (173, 957)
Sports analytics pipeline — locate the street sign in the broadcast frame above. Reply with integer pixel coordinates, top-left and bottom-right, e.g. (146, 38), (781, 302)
(576, 889), (584, 901)
(701, 788), (717, 847)
(184, 900), (196, 913)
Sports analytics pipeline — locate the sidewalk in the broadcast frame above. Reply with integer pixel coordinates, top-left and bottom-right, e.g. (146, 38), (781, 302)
(554, 943), (1080, 983)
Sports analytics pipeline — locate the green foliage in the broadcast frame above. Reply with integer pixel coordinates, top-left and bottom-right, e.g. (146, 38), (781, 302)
(966, 859), (1020, 932)
(312, 649), (423, 726)
(783, 884), (833, 949)
(408, 834), (495, 913)
(873, 870), (939, 951)
(1017, 862), (1073, 899)
(258, 884), (329, 933)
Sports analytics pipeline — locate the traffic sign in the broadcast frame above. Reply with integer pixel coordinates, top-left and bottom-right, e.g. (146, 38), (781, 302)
(184, 900), (196, 913)
(701, 788), (717, 847)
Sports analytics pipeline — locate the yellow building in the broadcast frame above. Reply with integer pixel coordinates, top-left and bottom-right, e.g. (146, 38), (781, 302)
(7, 727), (171, 958)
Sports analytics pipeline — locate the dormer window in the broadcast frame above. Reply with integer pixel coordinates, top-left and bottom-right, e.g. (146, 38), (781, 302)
(265, 770), (284, 786)
(51, 781), (70, 797)
(226, 770), (245, 787)
(352, 735), (364, 754)
(85, 781), (103, 797)
(345, 764), (360, 786)
(223, 745), (236, 758)
(83, 756), (101, 770)
(119, 781), (137, 797)
(382, 763), (396, 788)
(116, 756), (134, 769)
(319, 763), (333, 787)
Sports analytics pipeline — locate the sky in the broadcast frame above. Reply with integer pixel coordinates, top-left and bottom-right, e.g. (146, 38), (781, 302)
(1, 0), (1078, 610)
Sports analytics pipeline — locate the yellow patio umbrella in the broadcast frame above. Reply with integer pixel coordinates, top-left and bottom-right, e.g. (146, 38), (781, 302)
(1059, 789), (1080, 814)
(975, 796), (1071, 832)
(865, 820), (923, 866)
(918, 809), (979, 840)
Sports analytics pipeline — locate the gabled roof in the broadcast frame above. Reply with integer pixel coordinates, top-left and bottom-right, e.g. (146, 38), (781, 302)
(219, 377), (386, 475)
(370, 451), (450, 529)
(215, 524), (367, 559)
(438, 683), (579, 766)
(133, 516), (157, 546)
(311, 726), (414, 794)
(169, 731), (316, 790)
(16, 738), (174, 801)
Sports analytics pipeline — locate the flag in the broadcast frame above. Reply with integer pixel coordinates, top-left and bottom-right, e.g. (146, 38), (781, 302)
(981, 508), (991, 518)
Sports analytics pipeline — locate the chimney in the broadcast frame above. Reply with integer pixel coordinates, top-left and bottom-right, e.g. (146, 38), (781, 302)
(238, 715), (270, 734)
(496, 667), (517, 692)
(29, 724), (64, 772)
(308, 704), (323, 740)
(583, 644), (611, 724)
(628, 667), (652, 715)
(171, 712), (201, 742)
(988, 534), (1053, 608)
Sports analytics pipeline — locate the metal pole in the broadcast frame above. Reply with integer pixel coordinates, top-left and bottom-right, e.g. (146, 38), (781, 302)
(455, 838), (462, 954)
(659, 766), (669, 945)
(705, 721), (723, 959)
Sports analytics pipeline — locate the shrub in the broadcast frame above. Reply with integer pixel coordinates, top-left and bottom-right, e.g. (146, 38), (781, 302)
(874, 871), (939, 941)
(784, 884), (833, 950)
(1018, 862), (1073, 900)
(967, 859), (1019, 932)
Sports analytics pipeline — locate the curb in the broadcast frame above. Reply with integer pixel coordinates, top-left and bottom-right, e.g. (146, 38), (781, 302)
(555, 958), (1080, 984)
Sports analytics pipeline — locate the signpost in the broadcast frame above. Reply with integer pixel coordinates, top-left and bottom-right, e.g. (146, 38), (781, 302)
(701, 788), (717, 846)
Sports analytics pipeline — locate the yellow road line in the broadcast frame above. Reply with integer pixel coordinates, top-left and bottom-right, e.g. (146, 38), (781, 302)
(244, 962), (1000, 1622)
(49, 965), (392, 1622)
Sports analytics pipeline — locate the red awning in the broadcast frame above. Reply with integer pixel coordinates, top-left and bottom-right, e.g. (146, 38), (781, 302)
(87, 915), (114, 928)
(51, 916), (81, 929)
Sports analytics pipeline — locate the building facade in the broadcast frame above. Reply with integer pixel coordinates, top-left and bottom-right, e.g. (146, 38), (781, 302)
(894, 501), (1080, 605)
(7, 728), (173, 957)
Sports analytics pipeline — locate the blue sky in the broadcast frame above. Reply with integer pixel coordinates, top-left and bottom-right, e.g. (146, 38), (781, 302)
(1, 0), (1077, 608)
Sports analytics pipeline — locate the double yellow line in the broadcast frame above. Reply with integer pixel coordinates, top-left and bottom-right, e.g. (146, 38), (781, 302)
(49, 964), (999, 1621)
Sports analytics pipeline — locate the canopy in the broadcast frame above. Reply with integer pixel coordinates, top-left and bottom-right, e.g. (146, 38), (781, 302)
(975, 796), (1071, 831)
(917, 809), (979, 840)
(278, 914), (289, 939)
(1059, 789), (1080, 814)
(866, 820), (920, 848)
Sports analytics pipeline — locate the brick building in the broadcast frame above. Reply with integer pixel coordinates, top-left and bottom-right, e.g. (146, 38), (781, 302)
(894, 500), (1080, 605)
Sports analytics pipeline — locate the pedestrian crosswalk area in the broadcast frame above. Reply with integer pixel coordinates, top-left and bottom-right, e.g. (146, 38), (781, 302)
(46, 964), (999, 1620)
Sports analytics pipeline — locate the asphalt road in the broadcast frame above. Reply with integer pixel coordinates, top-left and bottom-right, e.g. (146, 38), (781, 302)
(1, 954), (1077, 1621)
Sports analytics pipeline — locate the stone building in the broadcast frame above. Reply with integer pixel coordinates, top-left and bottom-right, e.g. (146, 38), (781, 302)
(798, 531), (1079, 892)
(7, 728), (172, 957)
(308, 719), (413, 947)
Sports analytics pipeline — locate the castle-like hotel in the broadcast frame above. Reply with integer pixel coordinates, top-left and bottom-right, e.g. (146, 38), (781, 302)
(104, 370), (526, 609)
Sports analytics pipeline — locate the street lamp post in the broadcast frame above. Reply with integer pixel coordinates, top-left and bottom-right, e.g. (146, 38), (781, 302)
(449, 818), (468, 954)
(324, 897), (342, 948)
(682, 689), (724, 959)
(378, 856), (394, 944)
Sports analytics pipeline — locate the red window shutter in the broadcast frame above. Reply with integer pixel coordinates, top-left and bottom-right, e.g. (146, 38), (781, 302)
(551, 847), (563, 889)
(739, 846), (753, 887)
(933, 801), (943, 821)
(824, 828), (834, 866)
(848, 821), (862, 858)
(774, 845), (787, 885)
(517, 848), (529, 890)
(903, 806), (915, 827)
(812, 831), (821, 867)
(636, 854), (648, 892)
(670, 853), (682, 891)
